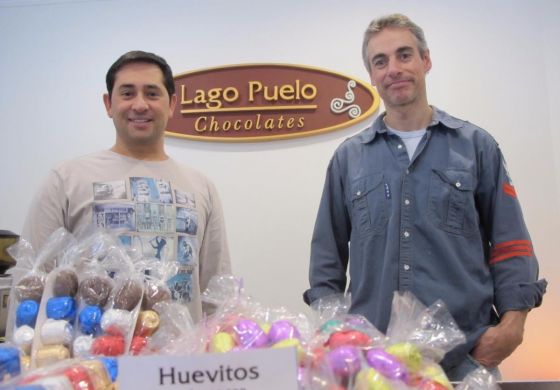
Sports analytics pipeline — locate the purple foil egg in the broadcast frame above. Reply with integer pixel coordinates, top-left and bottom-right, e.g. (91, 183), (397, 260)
(365, 348), (409, 381)
(268, 320), (301, 343)
(326, 345), (362, 377)
(345, 315), (369, 329)
(233, 319), (269, 349)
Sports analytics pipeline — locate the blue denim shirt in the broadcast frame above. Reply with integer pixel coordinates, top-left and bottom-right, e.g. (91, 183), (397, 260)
(305, 107), (547, 369)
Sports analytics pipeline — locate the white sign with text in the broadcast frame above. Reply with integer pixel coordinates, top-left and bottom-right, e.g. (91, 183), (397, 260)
(119, 347), (299, 390)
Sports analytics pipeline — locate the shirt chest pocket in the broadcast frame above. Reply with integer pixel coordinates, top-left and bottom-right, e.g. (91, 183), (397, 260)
(349, 173), (388, 236)
(429, 169), (477, 236)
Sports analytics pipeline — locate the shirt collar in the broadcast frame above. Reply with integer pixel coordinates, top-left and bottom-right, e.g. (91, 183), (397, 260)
(359, 106), (463, 144)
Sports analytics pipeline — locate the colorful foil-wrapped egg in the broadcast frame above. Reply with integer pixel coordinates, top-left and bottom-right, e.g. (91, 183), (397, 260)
(355, 367), (392, 390)
(91, 335), (125, 356)
(232, 319), (269, 349)
(130, 336), (149, 356)
(134, 310), (160, 337)
(365, 347), (408, 381)
(269, 320), (301, 344)
(63, 365), (94, 390)
(16, 300), (39, 328)
(100, 308), (133, 337)
(46, 296), (77, 322)
(210, 332), (236, 353)
(326, 345), (362, 377)
(79, 305), (103, 335)
(327, 329), (371, 349)
(35, 344), (71, 368)
(386, 342), (422, 372)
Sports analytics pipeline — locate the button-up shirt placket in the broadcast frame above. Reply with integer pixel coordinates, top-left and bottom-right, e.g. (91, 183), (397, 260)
(387, 133), (415, 291)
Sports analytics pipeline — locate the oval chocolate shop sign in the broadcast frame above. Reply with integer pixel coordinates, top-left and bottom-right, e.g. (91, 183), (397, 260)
(166, 64), (380, 142)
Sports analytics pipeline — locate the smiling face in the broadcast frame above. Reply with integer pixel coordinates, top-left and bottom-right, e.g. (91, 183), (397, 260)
(103, 62), (177, 159)
(365, 27), (432, 111)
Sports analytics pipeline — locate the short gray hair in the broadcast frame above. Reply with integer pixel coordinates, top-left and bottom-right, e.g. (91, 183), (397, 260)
(362, 13), (428, 72)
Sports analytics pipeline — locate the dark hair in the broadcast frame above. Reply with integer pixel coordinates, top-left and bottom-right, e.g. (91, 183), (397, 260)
(105, 50), (175, 99)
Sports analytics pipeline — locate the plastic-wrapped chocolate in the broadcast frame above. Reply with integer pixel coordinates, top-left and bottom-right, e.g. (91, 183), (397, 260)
(0, 345), (21, 379)
(40, 319), (74, 345)
(113, 279), (143, 311)
(16, 300), (39, 328)
(13, 325), (34, 354)
(53, 269), (79, 297)
(79, 275), (113, 307)
(91, 334), (125, 356)
(78, 305), (103, 335)
(35, 344), (70, 368)
(134, 310), (160, 337)
(63, 365), (95, 390)
(142, 280), (171, 310)
(15, 274), (45, 302)
(73, 335), (94, 357)
(80, 359), (113, 389)
(101, 309), (133, 337)
(46, 296), (77, 322)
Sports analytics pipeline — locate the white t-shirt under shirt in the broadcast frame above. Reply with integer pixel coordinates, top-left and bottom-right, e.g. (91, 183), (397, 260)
(21, 150), (231, 322)
(386, 125), (427, 160)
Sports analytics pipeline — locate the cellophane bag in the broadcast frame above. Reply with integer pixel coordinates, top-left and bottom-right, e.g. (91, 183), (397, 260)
(129, 258), (181, 356)
(356, 291), (467, 390)
(140, 300), (197, 355)
(67, 228), (123, 360)
(71, 260), (115, 360)
(305, 293), (390, 390)
(455, 367), (500, 390)
(30, 243), (83, 369)
(1, 356), (116, 389)
(5, 228), (75, 371)
(203, 276), (311, 351)
(83, 244), (143, 359)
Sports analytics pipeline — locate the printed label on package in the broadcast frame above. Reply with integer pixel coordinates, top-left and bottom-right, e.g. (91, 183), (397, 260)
(118, 347), (299, 389)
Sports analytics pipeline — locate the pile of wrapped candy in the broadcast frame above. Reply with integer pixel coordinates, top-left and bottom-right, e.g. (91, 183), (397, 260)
(0, 228), (499, 389)
(1, 228), (185, 388)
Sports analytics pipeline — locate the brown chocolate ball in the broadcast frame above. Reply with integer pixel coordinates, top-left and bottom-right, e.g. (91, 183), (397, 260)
(15, 274), (45, 302)
(53, 269), (79, 297)
(113, 279), (143, 311)
(79, 275), (113, 307)
(141, 281), (171, 310)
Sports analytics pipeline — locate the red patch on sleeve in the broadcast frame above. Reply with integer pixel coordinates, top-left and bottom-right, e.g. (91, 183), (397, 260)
(503, 183), (517, 198)
(489, 240), (533, 264)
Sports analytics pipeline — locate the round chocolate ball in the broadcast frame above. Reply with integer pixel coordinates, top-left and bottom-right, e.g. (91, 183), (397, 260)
(112, 279), (143, 311)
(79, 276), (113, 307)
(141, 281), (171, 311)
(53, 269), (79, 297)
(15, 275), (45, 302)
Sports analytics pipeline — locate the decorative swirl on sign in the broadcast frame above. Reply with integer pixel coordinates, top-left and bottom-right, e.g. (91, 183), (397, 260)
(330, 80), (361, 119)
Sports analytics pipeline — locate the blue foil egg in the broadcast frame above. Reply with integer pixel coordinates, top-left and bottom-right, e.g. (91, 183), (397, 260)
(46, 296), (77, 322)
(99, 356), (118, 382)
(16, 300), (39, 328)
(79, 305), (103, 335)
(0, 346), (21, 378)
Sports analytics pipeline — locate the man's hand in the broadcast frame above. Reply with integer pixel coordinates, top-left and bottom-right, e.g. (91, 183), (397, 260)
(471, 310), (528, 368)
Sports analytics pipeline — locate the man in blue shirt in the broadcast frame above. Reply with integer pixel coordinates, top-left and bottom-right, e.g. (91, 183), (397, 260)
(304, 13), (547, 380)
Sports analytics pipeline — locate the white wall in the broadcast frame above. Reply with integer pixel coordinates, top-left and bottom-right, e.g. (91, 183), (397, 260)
(1, 0), (559, 380)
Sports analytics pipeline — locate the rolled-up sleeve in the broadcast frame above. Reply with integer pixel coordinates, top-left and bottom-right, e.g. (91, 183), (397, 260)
(477, 142), (547, 315)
